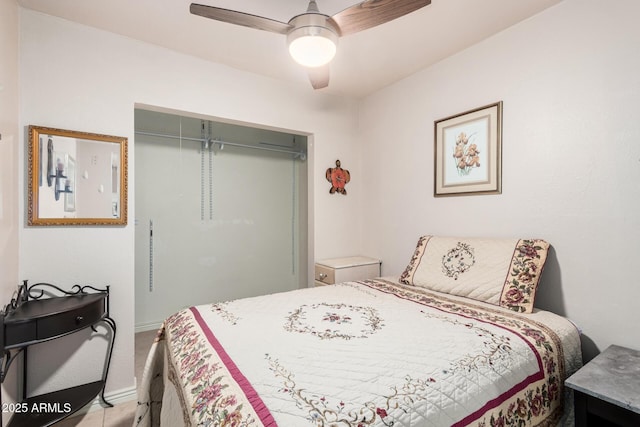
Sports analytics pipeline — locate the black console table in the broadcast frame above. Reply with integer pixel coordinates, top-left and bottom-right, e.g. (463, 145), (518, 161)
(0, 281), (116, 427)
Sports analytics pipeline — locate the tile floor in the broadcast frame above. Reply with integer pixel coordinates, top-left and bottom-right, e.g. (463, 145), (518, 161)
(55, 329), (157, 427)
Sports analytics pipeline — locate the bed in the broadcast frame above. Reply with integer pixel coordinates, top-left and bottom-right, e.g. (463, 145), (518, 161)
(134, 236), (582, 427)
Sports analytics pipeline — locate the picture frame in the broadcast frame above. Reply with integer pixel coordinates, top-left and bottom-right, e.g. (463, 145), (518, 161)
(434, 101), (502, 197)
(28, 125), (128, 226)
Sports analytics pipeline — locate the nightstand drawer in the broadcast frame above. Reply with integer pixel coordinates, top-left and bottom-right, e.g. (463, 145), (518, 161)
(37, 297), (105, 340)
(315, 264), (335, 285)
(4, 322), (37, 347)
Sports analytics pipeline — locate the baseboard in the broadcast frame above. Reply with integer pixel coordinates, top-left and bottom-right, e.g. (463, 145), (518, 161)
(135, 321), (162, 333)
(70, 384), (138, 418)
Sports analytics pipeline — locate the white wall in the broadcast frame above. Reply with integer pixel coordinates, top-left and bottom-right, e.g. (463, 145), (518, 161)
(0, 0), (21, 420)
(19, 9), (361, 396)
(0, 0), (20, 300)
(358, 0), (640, 361)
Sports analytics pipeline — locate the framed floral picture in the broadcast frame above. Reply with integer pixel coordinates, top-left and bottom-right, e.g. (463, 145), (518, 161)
(434, 101), (502, 196)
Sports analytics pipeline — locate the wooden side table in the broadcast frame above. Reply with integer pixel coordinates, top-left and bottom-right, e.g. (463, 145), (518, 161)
(565, 345), (640, 426)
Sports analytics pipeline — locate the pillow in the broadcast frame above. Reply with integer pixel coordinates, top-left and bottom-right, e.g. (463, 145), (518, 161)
(399, 236), (549, 313)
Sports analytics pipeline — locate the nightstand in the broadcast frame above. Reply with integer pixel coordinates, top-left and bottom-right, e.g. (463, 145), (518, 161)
(0, 281), (116, 427)
(565, 345), (640, 426)
(314, 256), (381, 286)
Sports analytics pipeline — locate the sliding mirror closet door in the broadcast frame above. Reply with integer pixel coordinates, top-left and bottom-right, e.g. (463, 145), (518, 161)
(134, 109), (308, 330)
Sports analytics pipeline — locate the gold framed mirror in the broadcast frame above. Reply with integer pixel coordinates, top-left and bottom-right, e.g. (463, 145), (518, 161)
(28, 125), (128, 226)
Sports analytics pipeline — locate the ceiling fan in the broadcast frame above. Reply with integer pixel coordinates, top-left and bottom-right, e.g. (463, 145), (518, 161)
(190, 0), (432, 89)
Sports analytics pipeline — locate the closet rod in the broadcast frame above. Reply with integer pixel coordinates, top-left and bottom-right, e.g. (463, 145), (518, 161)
(136, 130), (203, 143)
(135, 130), (306, 160)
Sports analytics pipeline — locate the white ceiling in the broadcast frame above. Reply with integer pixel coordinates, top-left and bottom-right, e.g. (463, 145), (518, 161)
(18, 0), (563, 98)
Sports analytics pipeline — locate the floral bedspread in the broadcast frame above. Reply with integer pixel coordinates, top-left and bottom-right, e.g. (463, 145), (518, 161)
(134, 279), (582, 427)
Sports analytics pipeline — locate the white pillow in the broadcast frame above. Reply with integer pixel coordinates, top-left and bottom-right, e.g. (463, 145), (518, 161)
(399, 236), (550, 313)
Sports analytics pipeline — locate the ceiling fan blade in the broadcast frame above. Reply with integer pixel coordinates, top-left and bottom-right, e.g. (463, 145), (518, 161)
(190, 3), (292, 35)
(308, 65), (330, 90)
(331, 0), (431, 36)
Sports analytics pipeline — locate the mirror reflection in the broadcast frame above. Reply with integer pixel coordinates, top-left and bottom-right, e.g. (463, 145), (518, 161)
(28, 125), (128, 226)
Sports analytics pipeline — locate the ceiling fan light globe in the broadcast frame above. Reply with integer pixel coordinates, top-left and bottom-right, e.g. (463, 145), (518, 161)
(287, 23), (338, 68)
(289, 35), (336, 67)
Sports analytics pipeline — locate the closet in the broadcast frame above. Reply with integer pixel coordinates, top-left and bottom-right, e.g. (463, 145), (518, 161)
(134, 109), (308, 330)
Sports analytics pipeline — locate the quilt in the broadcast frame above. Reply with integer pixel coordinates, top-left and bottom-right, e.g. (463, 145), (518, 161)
(135, 279), (582, 427)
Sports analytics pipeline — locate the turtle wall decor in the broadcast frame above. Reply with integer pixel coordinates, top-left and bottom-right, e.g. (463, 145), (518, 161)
(326, 159), (350, 195)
